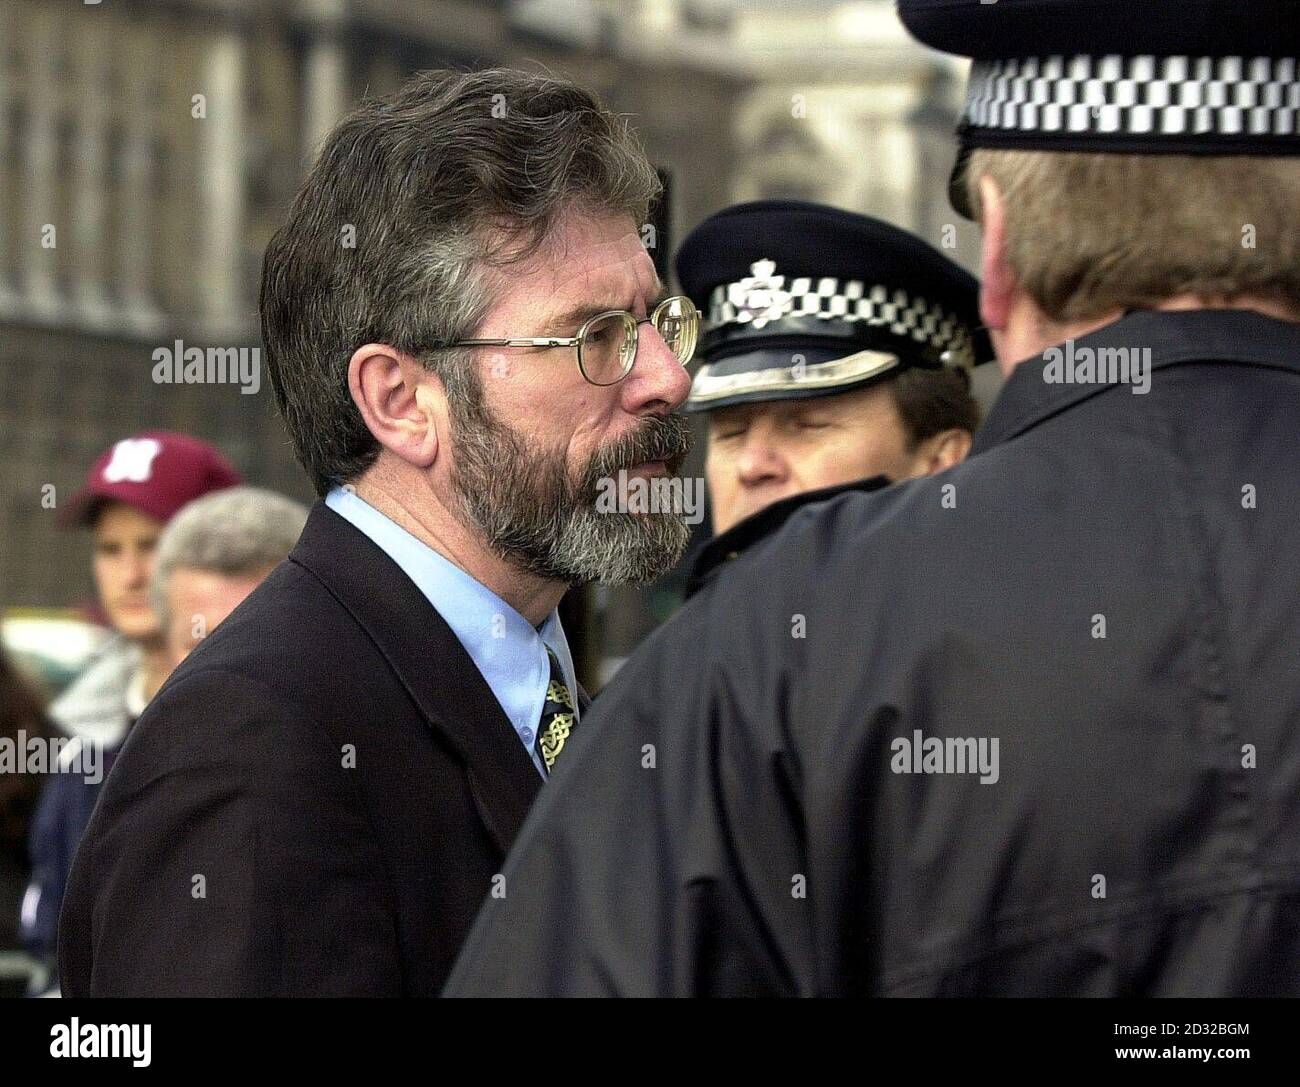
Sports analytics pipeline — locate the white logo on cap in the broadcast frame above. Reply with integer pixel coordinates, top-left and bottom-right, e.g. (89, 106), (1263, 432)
(730, 259), (794, 330)
(102, 438), (163, 483)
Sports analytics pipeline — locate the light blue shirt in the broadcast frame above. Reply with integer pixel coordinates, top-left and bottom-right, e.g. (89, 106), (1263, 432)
(326, 486), (578, 778)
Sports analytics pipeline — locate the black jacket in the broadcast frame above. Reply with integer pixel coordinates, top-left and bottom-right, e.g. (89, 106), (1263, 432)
(683, 477), (890, 601)
(446, 309), (1300, 996)
(59, 503), (586, 996)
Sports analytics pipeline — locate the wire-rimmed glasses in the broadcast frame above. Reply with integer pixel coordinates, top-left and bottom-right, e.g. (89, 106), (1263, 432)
(449, 295), (699, 386)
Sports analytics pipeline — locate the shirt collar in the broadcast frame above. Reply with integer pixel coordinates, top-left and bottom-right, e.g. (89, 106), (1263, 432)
(972, 309), (1300, 456)
(324, 487), (577, 760)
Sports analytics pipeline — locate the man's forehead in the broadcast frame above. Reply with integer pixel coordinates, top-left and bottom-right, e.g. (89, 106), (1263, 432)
(710, 392), (868, 426)
(712, 398), (809, 422)
(94, 503), (163, 534)
(541, 230), (658, 300)
(480, 217), (660, 330)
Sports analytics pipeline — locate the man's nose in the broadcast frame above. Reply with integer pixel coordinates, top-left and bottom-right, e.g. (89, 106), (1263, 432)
(736, 428), (788, 486)
(124, 550), (152, 588)
(619, 323), (692, 414)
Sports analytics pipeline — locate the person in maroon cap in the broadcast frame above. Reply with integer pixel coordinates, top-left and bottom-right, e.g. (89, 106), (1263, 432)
(18, 432), (239, 994)
(56, 433), (242, 722)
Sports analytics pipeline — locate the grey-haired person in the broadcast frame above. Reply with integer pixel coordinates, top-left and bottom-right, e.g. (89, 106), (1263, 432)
(151, 487), (308, 670)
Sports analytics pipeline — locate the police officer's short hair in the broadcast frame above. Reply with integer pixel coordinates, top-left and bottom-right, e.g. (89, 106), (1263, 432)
(965, 150), (1300, 324)
(889, 367), (981, 449)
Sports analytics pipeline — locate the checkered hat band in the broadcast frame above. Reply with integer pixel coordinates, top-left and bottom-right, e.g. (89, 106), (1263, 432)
(707, 280), (975, 368)
(965, 54), (1300, 138)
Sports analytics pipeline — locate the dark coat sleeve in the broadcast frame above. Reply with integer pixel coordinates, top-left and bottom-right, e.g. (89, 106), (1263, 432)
(59, 667), (400, 996)
(444, 572), (819, 997)
(22, 774), (75, 968)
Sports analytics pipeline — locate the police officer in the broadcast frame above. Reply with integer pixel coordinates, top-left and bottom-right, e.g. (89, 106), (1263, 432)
(447, 0), (1300, 997)
(675, 201), (988, 597)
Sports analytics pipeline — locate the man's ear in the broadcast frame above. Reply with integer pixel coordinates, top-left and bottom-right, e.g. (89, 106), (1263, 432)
(913, 428), (972, 476)
(347, 344), (443, 470)
(977, 174), (1015, 335)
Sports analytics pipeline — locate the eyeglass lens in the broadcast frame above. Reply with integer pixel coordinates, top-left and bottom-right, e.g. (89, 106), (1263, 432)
(653, 297), (697, 366)
(577, 298), (698, 385)
(578, 312), (638, 385)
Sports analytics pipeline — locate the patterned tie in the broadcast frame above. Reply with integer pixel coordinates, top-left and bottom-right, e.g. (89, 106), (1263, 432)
(533, 646), (577, 776)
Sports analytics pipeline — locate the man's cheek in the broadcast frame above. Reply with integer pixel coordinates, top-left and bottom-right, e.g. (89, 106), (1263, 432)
(93, 561), (120, 600)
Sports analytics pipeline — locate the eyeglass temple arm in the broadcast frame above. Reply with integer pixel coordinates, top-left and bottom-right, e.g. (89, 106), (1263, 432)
(453, 336), (580, 348)
(451, 305), (692, 348)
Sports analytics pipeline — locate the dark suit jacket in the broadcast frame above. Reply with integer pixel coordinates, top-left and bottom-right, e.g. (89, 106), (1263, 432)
(59, 503), (587, 996)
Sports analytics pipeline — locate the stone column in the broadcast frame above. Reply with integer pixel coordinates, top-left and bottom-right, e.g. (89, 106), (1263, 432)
(116, 23), (164, 335)
(298, 0), (349, 172)
(0, 1), (14, 316)
(21, 5), (61, 319)
(72, 15), (113, 327)
(197, 24), (247, 338)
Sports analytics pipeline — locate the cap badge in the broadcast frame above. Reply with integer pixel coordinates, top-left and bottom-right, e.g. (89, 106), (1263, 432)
(730, 259), (793, 329)
(102, 438), (163, 484)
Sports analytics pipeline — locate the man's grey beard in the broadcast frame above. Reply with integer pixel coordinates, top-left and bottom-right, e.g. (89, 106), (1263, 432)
(447, 376), (694, 586)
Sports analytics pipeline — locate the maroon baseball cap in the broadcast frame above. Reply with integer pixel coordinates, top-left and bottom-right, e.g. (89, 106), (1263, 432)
(61, 431), (242, 528)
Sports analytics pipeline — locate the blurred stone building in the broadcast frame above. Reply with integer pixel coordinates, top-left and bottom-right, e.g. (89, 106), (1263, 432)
(0, 0), (744, 609)
(0, 0), (977, 685)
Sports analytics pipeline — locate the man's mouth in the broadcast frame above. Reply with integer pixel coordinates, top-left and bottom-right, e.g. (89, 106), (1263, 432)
(624, 460), (668, 478)
(590, 415), (692, 490)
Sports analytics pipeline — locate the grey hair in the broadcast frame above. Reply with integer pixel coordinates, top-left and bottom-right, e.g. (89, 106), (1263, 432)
(260, 67), (663, 496)
(151, 487), (309, 628)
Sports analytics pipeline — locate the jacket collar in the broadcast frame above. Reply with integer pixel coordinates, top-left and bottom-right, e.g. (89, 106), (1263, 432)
(685, 476), (892, 599)
(289, 503), (541, 855)
(972, 309), (1300, 455)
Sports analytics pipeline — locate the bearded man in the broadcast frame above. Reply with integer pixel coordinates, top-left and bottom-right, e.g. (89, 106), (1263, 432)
(58, 68), (696, 997)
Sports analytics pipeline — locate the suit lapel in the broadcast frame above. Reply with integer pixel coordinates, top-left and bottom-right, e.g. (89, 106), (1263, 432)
(289, 503), (542, 854)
